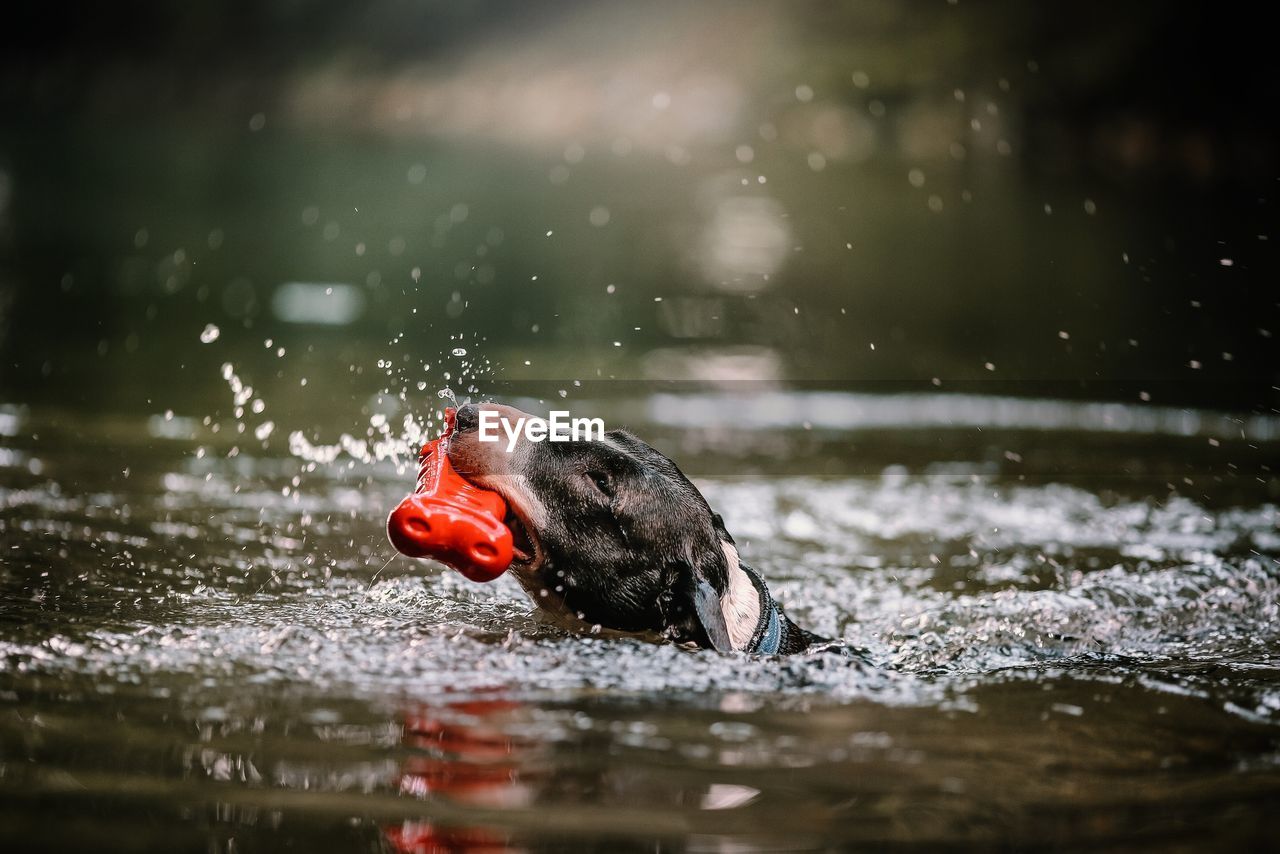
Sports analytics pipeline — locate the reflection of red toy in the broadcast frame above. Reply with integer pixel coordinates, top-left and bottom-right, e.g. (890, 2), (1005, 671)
(387, 408), (513, 582)
(397, 699), (525, 801)
(384, 695), (530, 854)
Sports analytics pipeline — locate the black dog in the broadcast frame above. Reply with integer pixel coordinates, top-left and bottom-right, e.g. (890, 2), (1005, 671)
(446, 403), (825, 654)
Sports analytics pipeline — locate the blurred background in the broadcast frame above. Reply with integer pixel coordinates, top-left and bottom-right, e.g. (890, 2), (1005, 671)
(1, 0), (1276, 419)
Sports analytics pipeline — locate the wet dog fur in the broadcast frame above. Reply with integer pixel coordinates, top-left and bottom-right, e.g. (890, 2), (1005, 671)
(446, 403), (823, 654)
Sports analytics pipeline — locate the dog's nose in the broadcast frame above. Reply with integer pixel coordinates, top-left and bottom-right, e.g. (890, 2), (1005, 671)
(454, 403), (479, 433)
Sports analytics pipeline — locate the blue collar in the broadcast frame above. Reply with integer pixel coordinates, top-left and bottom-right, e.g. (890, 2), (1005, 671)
(741, 564), (783, 655)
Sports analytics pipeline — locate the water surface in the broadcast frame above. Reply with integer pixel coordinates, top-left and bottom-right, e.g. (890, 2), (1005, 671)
(2, 394), (1279, 851)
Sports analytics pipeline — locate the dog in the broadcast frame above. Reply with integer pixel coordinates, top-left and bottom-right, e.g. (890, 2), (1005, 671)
(446, 403), (826, 654)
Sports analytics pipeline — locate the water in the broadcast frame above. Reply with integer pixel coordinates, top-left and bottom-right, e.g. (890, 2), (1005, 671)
(2, 393), (1279, 851)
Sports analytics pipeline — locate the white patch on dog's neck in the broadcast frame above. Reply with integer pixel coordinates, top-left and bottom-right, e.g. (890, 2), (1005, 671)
(720, 542), (760, 651)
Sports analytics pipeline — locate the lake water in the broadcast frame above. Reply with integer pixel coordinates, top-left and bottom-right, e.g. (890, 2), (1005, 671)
(2, 391), (1278, 851)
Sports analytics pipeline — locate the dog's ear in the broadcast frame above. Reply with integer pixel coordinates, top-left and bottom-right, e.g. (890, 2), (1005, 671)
(663, 541), (733, 652)
(688, 574), (733, 652)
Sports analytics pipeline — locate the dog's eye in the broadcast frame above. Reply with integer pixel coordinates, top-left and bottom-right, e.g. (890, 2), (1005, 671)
(587, 470), (613, 498)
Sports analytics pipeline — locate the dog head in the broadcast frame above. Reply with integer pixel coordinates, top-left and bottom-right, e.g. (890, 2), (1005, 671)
(446, 403), (760, 651)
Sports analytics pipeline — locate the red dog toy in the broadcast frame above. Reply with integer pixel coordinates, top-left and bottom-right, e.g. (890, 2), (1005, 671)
(386, 408), (513, 582)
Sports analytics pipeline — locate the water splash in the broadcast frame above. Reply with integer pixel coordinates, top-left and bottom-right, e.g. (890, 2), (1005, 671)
(216, 334), (498, 475)
(5, 430), (1277, 721)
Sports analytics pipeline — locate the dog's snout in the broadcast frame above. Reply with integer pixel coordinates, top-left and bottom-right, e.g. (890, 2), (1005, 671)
(452, 403), (533, 440)
(454, 403), (480, 433)
(446, 403), (538, 486)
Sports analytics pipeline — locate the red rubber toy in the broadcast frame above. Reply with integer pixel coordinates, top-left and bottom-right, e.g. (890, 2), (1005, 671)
(386, 408), (513, 582)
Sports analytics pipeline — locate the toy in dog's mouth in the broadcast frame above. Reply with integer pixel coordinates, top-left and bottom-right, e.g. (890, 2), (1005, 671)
(386, 408), (540, 582)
